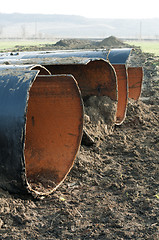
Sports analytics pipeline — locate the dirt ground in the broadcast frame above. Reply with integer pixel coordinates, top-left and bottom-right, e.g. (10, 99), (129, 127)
(0, 37), (159, 239)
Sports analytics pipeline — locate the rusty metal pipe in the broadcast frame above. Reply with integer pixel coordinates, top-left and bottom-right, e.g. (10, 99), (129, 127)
(44, 59), (117, 101)
(107, 48), (132, 64)
(112, 64), (128, 125)
(0, 67), (83, 196)
(0, 48), (132, 64)
(127, 67), (143, 100)
(0, 48), (143, 125)
(13, 48), (132, 125)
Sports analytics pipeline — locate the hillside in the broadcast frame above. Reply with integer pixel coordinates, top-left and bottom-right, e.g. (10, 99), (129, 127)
(0, 13), (159, 38)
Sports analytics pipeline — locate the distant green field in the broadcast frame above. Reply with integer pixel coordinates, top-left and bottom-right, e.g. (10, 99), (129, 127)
(1, 40), (159, 56)
(126, 41), (159, 56)
(0, 40), (56, 51)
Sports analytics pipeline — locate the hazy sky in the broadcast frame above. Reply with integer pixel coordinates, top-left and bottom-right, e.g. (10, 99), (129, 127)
(1, 0), (159, 19)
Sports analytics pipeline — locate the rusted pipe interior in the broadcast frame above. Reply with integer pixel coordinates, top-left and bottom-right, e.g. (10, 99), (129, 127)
(24, 74), (83, 195)
(127, 67), (143, 100)
(112, 64), (128, 125)
(45, 60), (117, 101)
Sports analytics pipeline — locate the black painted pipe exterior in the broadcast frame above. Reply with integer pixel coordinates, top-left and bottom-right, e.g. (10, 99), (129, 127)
(0, 69), (39, 193)
(0, 48), (132, 65)
(107, 48), (132, 64)
(0, 67), (84, 196)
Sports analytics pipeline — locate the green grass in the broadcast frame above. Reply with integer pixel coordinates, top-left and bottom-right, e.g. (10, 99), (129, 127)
(0, 40), (56, 51)
(1, 39), (159, 56)
(125, 41), (159, 56)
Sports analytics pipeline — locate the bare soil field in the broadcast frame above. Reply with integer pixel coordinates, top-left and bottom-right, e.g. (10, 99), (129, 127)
(0, 37), (159, 239)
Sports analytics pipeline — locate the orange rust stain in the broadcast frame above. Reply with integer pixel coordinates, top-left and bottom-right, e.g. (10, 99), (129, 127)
(45, 60), (117, 101)
(113, 64), (128, 125)
(24, 75), (83, 193)
(127, 67), (143, 100)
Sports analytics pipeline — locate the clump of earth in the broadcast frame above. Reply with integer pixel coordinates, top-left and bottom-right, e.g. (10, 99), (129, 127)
(83, 96), (117, 141)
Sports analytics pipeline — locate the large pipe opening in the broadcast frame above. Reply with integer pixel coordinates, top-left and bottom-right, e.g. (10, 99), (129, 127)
(45, 60), (117, 101)
(24, 75), (83, 195)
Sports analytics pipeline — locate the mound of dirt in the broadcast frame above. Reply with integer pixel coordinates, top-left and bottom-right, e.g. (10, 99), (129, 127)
(127, 46), (159, 105)
(54, 38), (93, 49)
(54, 39), (69, 47)
(83, 96), (117, 141)
(4, 36), (129, 53)
(97, 36), (127, 48)
(53, 36), (129, 50)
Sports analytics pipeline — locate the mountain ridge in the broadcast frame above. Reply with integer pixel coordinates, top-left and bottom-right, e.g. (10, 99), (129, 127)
(0, 13), (159, 39)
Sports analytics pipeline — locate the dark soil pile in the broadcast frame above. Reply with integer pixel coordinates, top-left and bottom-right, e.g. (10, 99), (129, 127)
(54, 39), (94, 49)
(96, 36), (127, 48)
(53, 36), (128, 50)
(83, 96), (117, 140)
(0, 39), (159, 239)
(7, 35), (128, 52)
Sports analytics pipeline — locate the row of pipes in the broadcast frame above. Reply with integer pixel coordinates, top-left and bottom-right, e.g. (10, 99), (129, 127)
(0, 48), (143, 196)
